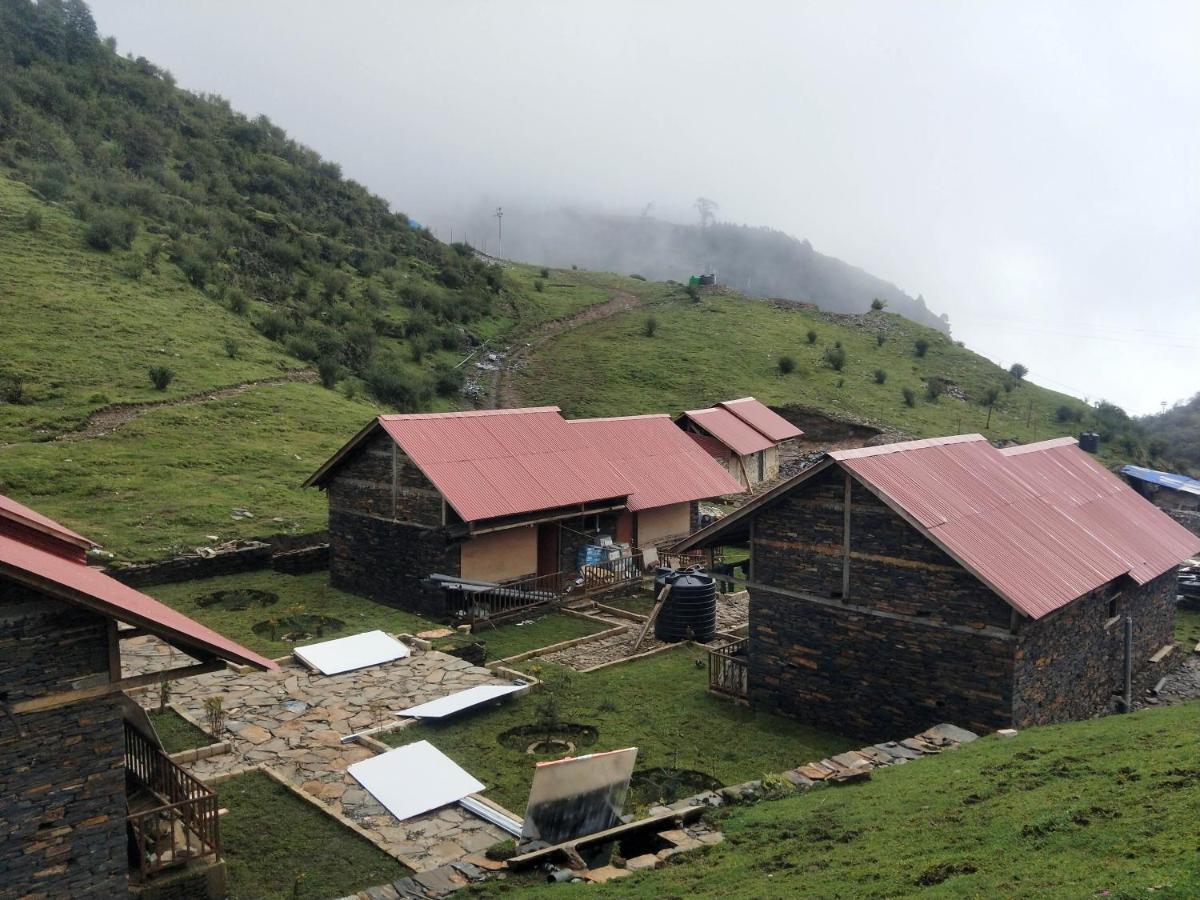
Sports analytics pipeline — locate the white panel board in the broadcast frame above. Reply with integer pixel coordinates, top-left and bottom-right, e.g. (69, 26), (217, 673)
(521, 747), (638, 845)
(348, 740), (484, 822)
(294, 629), (410, 675)
(398, 683), (526, 719)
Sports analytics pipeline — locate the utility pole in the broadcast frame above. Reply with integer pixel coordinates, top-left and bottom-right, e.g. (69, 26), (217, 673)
(494, 207), (504, 259)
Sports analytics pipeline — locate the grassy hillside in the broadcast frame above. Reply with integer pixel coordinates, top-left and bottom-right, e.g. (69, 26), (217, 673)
(501, 700), (1200, 899)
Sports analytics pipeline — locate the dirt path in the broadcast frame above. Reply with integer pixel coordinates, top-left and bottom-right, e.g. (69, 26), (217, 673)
(55, 369), (317, 442)
(491, 290), (642, 408)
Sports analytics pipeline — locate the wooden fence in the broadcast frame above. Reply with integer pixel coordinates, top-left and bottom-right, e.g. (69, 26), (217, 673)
(708, 637), (749, 700)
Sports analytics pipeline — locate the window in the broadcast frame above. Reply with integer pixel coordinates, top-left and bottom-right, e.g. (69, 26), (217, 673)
(1108, 596), (1119, 619)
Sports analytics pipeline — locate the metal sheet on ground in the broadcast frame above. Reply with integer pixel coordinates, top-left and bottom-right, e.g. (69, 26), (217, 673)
(398, 683), (525, 719)
(293, 629), (410, 675)
(348, 740), (485, 822)
(521, 747), (638, 846)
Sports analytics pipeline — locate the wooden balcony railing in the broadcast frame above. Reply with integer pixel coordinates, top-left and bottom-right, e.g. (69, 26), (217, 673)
(125, 723), (221, 880)
(708, 638), (749, 700)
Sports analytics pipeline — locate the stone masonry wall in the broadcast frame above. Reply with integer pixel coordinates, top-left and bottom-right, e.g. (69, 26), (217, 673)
(0, 584), (129, 899)
(325, 431), (443, 526)
(1013, 570), (1177, 726)
(748, 587), (1015, 740)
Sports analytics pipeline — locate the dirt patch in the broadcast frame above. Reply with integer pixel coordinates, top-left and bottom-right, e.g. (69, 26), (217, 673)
(252, 613), (345, 642)
(916, 861), (978, 886)
(196, 588), (279, 611)
(498, 723), (599, 752)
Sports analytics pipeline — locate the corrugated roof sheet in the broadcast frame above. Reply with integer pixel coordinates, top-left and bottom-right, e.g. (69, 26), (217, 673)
(567, 415), (743, 511)
(687, 432), (731, 459)
(380, 408), (632, 523)
(1121, 465), (1200, 497)
(0, 495), (276, 671)
(0, 493), (95, 551)
(718, 397), (804, 442)
(681, 407), (774, 456)
(833, 435), (1200, 619)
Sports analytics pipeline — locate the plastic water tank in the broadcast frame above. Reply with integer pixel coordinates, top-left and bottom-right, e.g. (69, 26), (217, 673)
(655, 568), (717, 643)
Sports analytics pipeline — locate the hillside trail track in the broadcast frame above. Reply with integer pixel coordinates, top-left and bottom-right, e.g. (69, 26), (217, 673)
(47, 369), (318, 444)
(492, 289), (642, 408)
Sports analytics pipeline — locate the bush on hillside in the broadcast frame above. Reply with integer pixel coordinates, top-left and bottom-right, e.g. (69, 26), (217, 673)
(874, 368), (887, 384)
(876, 333), (886, 347)
(539, 267), (550, 279)
(914, 338), (929, 358)
(1056, 404), (1083, 423)
(227, 288), (249, 316)
(823, 346), (846, 371)
(84, 209), (137, 251)
(778, 355), (796, 375)
(981, 386), (1000, 407)
(365, 355), (432, 411)
(870, 297), (886, 311)
(317, 356), (339, 389)
(1009, 362), (1029, 381)
(222, 337), (239, 359)
(434, 363), (464, 397)
(643, 315), (658, 337)
(806, 329), (818, 344)
(148, 365), (174, 390)
(22, 208), (42, 231)
(257, 310), (293, 341)
(925, 377), (947, 401)
(533, 279), (546, 293)
(902, 387), (916, 407)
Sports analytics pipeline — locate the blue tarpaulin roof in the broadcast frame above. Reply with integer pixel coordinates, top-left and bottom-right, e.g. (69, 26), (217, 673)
(1121, 465), (1200, 496)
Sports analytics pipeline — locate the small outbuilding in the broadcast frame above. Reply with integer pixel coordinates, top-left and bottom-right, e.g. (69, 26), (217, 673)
(674, 435), (1200, 740)
(675, 396), (803, 489)
(0, 492), (276, 900)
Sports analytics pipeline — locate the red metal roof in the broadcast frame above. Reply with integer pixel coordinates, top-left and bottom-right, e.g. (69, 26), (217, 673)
(687, 432), (731, 459)
(0, 497), (276, 670)
(0, 493), (95, 553)
(567, 415), (743, 511)
(832, 435), (1200, 619)
(718, 397), (803, 442)
(680, 407), (774, 456)
(378, 408), (633, 522)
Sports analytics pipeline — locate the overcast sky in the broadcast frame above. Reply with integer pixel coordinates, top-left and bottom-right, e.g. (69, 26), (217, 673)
(88, 1), (1199, 415)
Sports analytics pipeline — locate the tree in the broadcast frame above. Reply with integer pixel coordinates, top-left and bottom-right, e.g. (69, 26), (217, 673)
(914, 338), (929, 358)
(806, 329), (818, 344)
(695, 197), (719, 229)
(643, 315), (658, 337)
(1009, 362), (1029, 381)
(870, 298), (886, 311)
(981, 386), (1000, 407)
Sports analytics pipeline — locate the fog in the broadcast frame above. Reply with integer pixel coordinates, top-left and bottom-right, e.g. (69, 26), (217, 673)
(88, 1), (1199, 415)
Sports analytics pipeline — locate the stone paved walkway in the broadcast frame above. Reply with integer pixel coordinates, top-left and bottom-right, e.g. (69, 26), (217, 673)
(125, 636), (517, 870)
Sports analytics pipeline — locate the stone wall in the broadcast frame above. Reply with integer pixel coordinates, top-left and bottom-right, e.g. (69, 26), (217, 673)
(328, 510), (459, 617)
(747, 587), (1015, 740)
(111, 541), (273, 587)
(271, 543), (330, 575)
(0, 584), (129, 899)
(1013, 570), (1177, 726)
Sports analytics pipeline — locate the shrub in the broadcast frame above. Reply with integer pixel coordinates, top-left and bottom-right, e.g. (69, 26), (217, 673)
(539, 267), (550, 279)
(365, 356), (431, 410)
(1009, 362), (1029, 381)
(120, 253), (146, 279)
(925, 376), (947, 401)
(876, 333), (886, 347)
(902, 387), (916, 407)
(0, 374), (26, 404)
(257, 310), (293, 341)
(85, 209), (138, 251)
(981, 386), (1000, 406)
(778, 355), (796, 375)
(630, 273), (647, 281)
(760, 772), (795, 801)
(1002, 377), (1016, 393)
(222, 337), (239, 359)
(148, 366), (174, 390)
(317, 356), (339, 388)
(22, 208), (42, 231)
(806, 329), (818, 344)
(914, 338), (929, 357)
(870, 297), (886, 311)
(643, 315), (658, 337)
(533, 279), (545, 293)
(434, 363), (465, 397)
(837, 377), (845, 389)
(823, 346), (846, 371)
(227, 289), (249, 315)
(685, 284), (701, 302)
(1056, 404), (1082, 423)
(874, 368), (887, 384)
(285, 334), (319, 362)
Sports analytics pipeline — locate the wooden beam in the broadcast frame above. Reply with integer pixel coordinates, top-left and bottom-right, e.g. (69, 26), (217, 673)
(842, 473), (852, 601)
(105, 618), (122, 682)
(632, 585), (670, 651)
(508, 804), (705, 868)
(11, 661), (223, 714)
(117, 626), (153, 640)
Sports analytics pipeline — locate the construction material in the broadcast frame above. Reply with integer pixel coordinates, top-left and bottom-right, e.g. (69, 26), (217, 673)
(347, 740), (484, 822)
(459, 795), (523, 836)
(521, 747), (638, 846)
(397, 683), (526, 719)
(293, 630), (410, 675)
(632, 586), (669, 652)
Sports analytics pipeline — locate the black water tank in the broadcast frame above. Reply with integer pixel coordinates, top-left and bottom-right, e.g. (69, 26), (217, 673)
(1079, 432), (1100, 453)
(655, 569), (717, 643)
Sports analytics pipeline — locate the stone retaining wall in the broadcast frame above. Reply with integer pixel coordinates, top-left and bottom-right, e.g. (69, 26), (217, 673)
(110, 541), (273, 587)
(272, 543), (330, 575)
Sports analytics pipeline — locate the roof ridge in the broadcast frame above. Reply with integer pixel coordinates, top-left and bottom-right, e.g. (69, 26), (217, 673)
(567, 413), (671, 423)
(379, 406), (561, 422)
(830, 433), (986, 460)
(997, 436), (1078, 456)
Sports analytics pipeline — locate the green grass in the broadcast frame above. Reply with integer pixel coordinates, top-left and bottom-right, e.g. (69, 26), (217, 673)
(516, 289), (1094, 447)
(502, 701), (1200, 899)
(0, 176), (302, 443)
(599, 594), (656, 616)
(149, 570), (437, 657)
(218, 770), (409, 900)
(385, 646), (852, 814)
(1175, 604), (1200, 646)
(147, 708), (212, 754)
(453, 612), (610, 661)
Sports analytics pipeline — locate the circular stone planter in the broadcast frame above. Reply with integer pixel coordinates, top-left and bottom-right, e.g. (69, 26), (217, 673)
(498, 723), (598, 753)
(251, 614), (345, 642)
(629, 768), (722, 807)
(196, 588), (279, 611)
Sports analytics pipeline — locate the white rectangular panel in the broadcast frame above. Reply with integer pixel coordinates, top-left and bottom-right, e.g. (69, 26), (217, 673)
(398, 683), (526, 719)
(294, 629), (410, 675)
(348, 740), (484, 822)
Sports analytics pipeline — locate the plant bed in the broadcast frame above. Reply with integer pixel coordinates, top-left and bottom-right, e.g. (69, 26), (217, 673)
(498, 722), (599, 754)
(196, 588), (279, 610)
(252, 614), (345, 642)
(147, 708), (212, 754)
(439, 613), (610, 661)
(217, 770), (409, 900)
(629, 767), (723, 808)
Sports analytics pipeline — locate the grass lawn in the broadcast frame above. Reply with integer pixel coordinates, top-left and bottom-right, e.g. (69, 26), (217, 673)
(385, 646), (853, 814)
(500, 700), (1200, 900)
(149, 570), (437, 657)
(1175, 604), (1200, 647)
(456, 612), (611, 661)
(218, 770), (409, 900)
(147, 708), (212, 754)
(599, 594), (656, 617)
(516, 289), (1097, 449)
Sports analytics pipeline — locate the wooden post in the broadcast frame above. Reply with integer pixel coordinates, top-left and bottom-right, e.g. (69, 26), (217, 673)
(842, 473), (852, 601)
(632, 585), (670, 651)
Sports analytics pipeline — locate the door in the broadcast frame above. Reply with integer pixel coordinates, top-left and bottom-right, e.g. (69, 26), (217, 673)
(536, 523), (560, 588)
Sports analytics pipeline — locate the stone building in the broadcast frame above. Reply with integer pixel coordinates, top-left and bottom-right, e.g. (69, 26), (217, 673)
(675, 435), (1200, 740)
(0, 492), (276, 899)
(1121, 465), (1200, 536)
(675, 396), (802, 489)
(305, 407), (741, 615)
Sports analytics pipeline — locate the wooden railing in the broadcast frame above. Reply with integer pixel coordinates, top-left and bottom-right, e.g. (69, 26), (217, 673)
(708, 638), (749, 700)
(125, 723), (220, 880)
